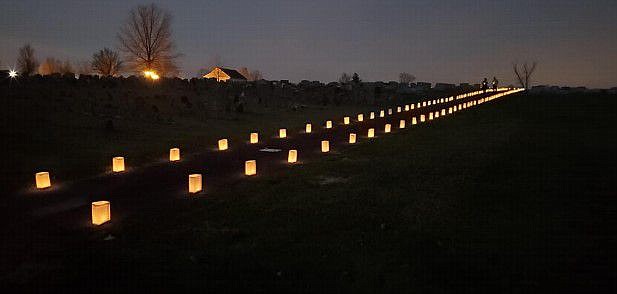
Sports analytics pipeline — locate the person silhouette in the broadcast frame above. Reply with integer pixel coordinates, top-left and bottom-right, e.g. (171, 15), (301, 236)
(481, 78), (489, 92)
(492, 76), (499, 90)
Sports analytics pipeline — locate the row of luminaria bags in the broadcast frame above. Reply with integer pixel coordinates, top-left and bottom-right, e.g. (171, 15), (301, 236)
(33, 88), (524, 226)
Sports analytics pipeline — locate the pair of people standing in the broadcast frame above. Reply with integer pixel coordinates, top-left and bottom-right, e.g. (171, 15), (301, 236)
(482, 77), (499, 91)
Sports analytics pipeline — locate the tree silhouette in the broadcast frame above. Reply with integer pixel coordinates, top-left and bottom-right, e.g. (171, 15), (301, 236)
(118, 3), (180, 76)
(338, 73), (351, 84)
(399, 72), (416, 85)
(92, 48), (123, 76)
(17, 44), (38, 76)
(513, 62), (538, 89)
(250, 70), (263, 81)
(38, 57), (62, 75)
(237, 67), (263, 81)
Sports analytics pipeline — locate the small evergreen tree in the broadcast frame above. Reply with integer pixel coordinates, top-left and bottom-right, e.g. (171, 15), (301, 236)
(352, 72), (361, 84)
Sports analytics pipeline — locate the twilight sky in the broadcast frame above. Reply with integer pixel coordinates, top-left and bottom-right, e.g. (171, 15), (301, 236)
(1, 0), (616, 88)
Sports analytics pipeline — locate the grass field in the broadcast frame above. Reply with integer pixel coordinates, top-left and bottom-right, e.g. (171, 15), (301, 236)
(2, 92), (616, 292)
(0, 96), (375, 195)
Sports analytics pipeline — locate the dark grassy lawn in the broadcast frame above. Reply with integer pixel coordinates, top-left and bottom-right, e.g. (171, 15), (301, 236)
(4, 93), (616, 293)
(0, 99), (374, 195)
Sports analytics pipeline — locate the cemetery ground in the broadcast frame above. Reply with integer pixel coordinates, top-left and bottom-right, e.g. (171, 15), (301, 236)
(0, 97), (375, 195)
(1, 92), (616, 292)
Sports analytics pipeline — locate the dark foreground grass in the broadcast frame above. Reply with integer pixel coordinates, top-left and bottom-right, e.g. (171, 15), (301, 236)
(5, 93), (617, 292)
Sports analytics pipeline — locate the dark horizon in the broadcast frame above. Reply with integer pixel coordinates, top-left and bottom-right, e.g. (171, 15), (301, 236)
(1, 0), (616, 88)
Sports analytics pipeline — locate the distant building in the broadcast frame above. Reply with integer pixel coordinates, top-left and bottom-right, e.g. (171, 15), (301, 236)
(203, 67), (247, 82)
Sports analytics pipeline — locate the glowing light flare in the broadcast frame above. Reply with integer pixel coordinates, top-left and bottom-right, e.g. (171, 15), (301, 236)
(9, 70), (18, 78)
(143, 70), (160, 80)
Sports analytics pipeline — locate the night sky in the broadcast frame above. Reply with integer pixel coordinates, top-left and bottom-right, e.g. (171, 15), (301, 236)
(1, 0), (615, 88)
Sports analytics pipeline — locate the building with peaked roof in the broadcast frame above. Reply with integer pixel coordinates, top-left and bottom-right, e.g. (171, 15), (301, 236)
(203, 67), (247, 82)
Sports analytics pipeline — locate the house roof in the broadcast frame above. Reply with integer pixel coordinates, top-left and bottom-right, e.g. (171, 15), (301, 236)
(217, 67), (247, 80)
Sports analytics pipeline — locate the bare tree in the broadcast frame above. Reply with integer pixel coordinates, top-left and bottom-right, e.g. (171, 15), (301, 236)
(339, 72), (351, 84)
(38, 57), (63, 75)
(250, 70), (263, 81)
(513, 61), (538, 89)
(92, 48), (123, 76)
(235, 67), (263, 81)
(17, 44), (38, 76)
(399, 72), (416, 85)
(118, 3), (180, 76)
(238, 67), (250, 79)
